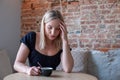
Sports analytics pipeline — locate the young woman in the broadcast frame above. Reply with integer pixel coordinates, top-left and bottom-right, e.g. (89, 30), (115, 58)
(14, 10), (74, 76)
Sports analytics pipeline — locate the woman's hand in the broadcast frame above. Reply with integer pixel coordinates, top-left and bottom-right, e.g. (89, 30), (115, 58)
(59, 21), (68, 42)
(27, 66), (40, 76)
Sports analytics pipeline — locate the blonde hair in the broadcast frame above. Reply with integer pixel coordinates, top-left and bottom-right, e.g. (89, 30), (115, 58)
(39, 10), (64, 50)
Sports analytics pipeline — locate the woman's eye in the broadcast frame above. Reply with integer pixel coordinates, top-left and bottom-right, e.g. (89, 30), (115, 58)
(48, 26), (52, 29)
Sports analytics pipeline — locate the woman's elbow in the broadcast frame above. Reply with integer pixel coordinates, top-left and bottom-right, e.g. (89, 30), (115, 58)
(64, 67), (72, 73)
(64, 70), (71, 73)
(13, 62), (17, 70)
(13, 61), (20, 71)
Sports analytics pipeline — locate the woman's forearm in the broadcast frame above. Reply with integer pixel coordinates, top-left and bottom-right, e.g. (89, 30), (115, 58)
(61, 40), (74, 73)
(14, 61), (30, 74)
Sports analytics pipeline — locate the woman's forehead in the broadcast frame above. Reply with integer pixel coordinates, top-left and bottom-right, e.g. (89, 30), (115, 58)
(46, 19), (60, 27)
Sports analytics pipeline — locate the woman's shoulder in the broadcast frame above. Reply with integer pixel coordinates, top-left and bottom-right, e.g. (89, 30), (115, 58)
(24, 31), (39, 38)
(26, 31), (36, 36)
(21, 31), (37, 43)
(21, 31), (40, 49)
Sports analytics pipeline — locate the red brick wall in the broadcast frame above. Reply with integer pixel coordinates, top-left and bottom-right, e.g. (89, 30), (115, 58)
(21, 0), (120, 51)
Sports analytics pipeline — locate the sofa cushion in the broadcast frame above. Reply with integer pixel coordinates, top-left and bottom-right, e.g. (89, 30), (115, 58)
(0, 49), (12, 80)
(108, 49), (120, 80)
(87, 49), (120, 80)
(56, 48), (88, 73)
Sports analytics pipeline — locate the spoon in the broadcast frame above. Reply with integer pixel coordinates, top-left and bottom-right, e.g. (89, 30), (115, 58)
(37, 62), (42, 68)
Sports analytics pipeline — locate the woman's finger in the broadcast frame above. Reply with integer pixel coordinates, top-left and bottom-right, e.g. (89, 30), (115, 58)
(60, 23), (67, 33)
(30, 67), (40, 76)
(31, 70), (38, 76)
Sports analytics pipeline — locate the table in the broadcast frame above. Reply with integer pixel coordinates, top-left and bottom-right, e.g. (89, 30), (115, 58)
(4, 71), (98, 80)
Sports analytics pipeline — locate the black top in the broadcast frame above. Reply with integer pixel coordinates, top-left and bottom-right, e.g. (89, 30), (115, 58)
(20, 32), (62, 70)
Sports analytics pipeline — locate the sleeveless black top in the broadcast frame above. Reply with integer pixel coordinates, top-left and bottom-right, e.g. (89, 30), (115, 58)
(20, 32), (62, 70)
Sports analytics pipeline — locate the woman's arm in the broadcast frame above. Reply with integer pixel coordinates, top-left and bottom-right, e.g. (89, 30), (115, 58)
(60, 21), (74, 73)
(61, 41), (74, 73)
(14, 43), (40, 76)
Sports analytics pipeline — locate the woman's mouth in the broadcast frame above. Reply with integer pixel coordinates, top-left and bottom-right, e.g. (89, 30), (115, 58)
(51, 36), (56, 38)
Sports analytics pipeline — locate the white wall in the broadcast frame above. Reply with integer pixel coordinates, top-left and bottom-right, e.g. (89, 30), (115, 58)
(0, 0), (21, 69)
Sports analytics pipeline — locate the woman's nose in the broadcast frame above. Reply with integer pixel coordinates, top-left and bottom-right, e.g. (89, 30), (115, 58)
(51, 29), (55, 35)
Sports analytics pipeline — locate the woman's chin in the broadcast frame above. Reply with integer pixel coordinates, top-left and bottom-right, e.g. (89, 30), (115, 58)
(49, 37), (56, 40)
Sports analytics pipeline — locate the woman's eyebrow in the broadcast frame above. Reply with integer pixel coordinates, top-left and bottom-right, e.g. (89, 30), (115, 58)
(48, 24), (60, 28)
(48, 25), (52, 27)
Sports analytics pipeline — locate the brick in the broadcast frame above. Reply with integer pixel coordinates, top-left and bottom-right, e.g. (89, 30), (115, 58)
(85, 44), (92, 48)
(69, 39), (77, 43)
(101, 44), (111, 48)
(79, 0), (94, 5)
(70, 43), (78, 48)
(68, 1), (79, 6)
(88, 34), (96, 38)
(104, 19), (118, 24)
(94, 43), (101, 49)
(108, 0), (116, 3)
(112, 9), (120, 14)
(25, 0), (30, 1)
(22, 2), (31, 9)
(79, 34), (87, 39)
(100, 4), (106, 9)
(89, 25), (96, 28)
(95, 48), (110, 52)
(115, 40), (120, 43)
(106, 15), (117, 19)
(112, 44), (120, 48)
(81, 5), (98, 10)
(100, 10), (111, 14)
(80, 39), (89, 43)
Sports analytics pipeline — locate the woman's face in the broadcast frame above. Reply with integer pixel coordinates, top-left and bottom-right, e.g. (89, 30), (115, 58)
(45, 19), (61, 40)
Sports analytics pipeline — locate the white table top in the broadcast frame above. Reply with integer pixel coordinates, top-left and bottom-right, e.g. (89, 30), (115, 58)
(4, 71), (98, 80)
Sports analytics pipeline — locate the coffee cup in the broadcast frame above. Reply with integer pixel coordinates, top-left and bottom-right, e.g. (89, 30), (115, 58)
(40, 67), (53, 76)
